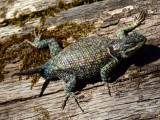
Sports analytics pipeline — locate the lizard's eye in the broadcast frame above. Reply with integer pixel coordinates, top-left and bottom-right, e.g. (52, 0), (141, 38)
(125, 51), (130, 56)
(130, 43), (136, 46)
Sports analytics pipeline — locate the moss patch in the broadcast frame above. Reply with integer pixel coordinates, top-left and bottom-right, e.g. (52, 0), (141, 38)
(34, 107), (50, 120)
(50, 21), (95, 47)
(0, 21), (94, 88)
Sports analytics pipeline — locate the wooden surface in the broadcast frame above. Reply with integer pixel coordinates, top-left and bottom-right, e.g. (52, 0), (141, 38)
(0, 0), (160, 120)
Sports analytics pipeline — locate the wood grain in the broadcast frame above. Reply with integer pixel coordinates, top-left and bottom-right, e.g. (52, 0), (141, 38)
(0, 0), (160, 120)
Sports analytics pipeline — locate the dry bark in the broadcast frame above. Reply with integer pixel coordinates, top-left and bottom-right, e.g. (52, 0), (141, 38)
(0, 0), (160, 120)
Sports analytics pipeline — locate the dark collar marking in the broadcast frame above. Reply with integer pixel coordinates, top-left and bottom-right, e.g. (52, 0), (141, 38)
(108, 47), (122, 61)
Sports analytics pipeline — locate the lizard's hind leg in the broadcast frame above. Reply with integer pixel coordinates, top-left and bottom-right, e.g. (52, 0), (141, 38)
(61, 72), (84, 112)
(26, 29), (62, 57)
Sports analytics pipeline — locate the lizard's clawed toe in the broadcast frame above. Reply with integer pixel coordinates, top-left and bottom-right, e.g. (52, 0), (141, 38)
(62, 92), (84, 112)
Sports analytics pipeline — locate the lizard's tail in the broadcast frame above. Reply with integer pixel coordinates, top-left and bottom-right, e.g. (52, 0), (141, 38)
(11, 67), (44, 78)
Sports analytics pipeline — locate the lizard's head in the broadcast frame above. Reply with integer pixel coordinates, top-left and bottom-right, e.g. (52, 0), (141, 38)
(118, 32), (147, 58)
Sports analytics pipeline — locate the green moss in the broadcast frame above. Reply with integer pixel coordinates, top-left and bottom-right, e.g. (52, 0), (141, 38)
(0, 33), (50, 84)
(0, 60), (5, 81)
(0, 21), (95, 88)
(0, 34), (28, 81)
(51, 21), (95, 47)
(34, 107), (51, 120)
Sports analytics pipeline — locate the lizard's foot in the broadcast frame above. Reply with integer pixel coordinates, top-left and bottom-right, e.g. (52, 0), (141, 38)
(104, 82), (112, 96)
(136, 11), (146, 23)
(62, 92), (84, 112)
(25, 28), (42, 47)
(33, 28), (42, 41)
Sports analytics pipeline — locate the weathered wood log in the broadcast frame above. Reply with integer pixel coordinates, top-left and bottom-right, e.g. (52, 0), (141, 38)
(0, 0), (160, 120)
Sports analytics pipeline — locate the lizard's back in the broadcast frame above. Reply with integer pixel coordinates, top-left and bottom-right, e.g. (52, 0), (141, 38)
(55, 36), (114, 79)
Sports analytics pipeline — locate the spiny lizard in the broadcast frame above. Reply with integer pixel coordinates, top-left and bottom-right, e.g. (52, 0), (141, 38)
(11, 12), (147, 112)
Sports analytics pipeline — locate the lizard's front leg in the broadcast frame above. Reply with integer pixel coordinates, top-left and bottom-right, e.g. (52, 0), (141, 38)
(116, 11), (146, 39)
(26, 29), (62, 57)
(100, 59), (119, 96)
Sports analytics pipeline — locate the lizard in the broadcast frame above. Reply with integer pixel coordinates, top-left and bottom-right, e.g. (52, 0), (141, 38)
(11, 11), (147, 112)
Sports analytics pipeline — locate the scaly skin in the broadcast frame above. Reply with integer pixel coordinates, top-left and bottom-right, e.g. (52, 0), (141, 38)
(11, 12), (147, 112)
